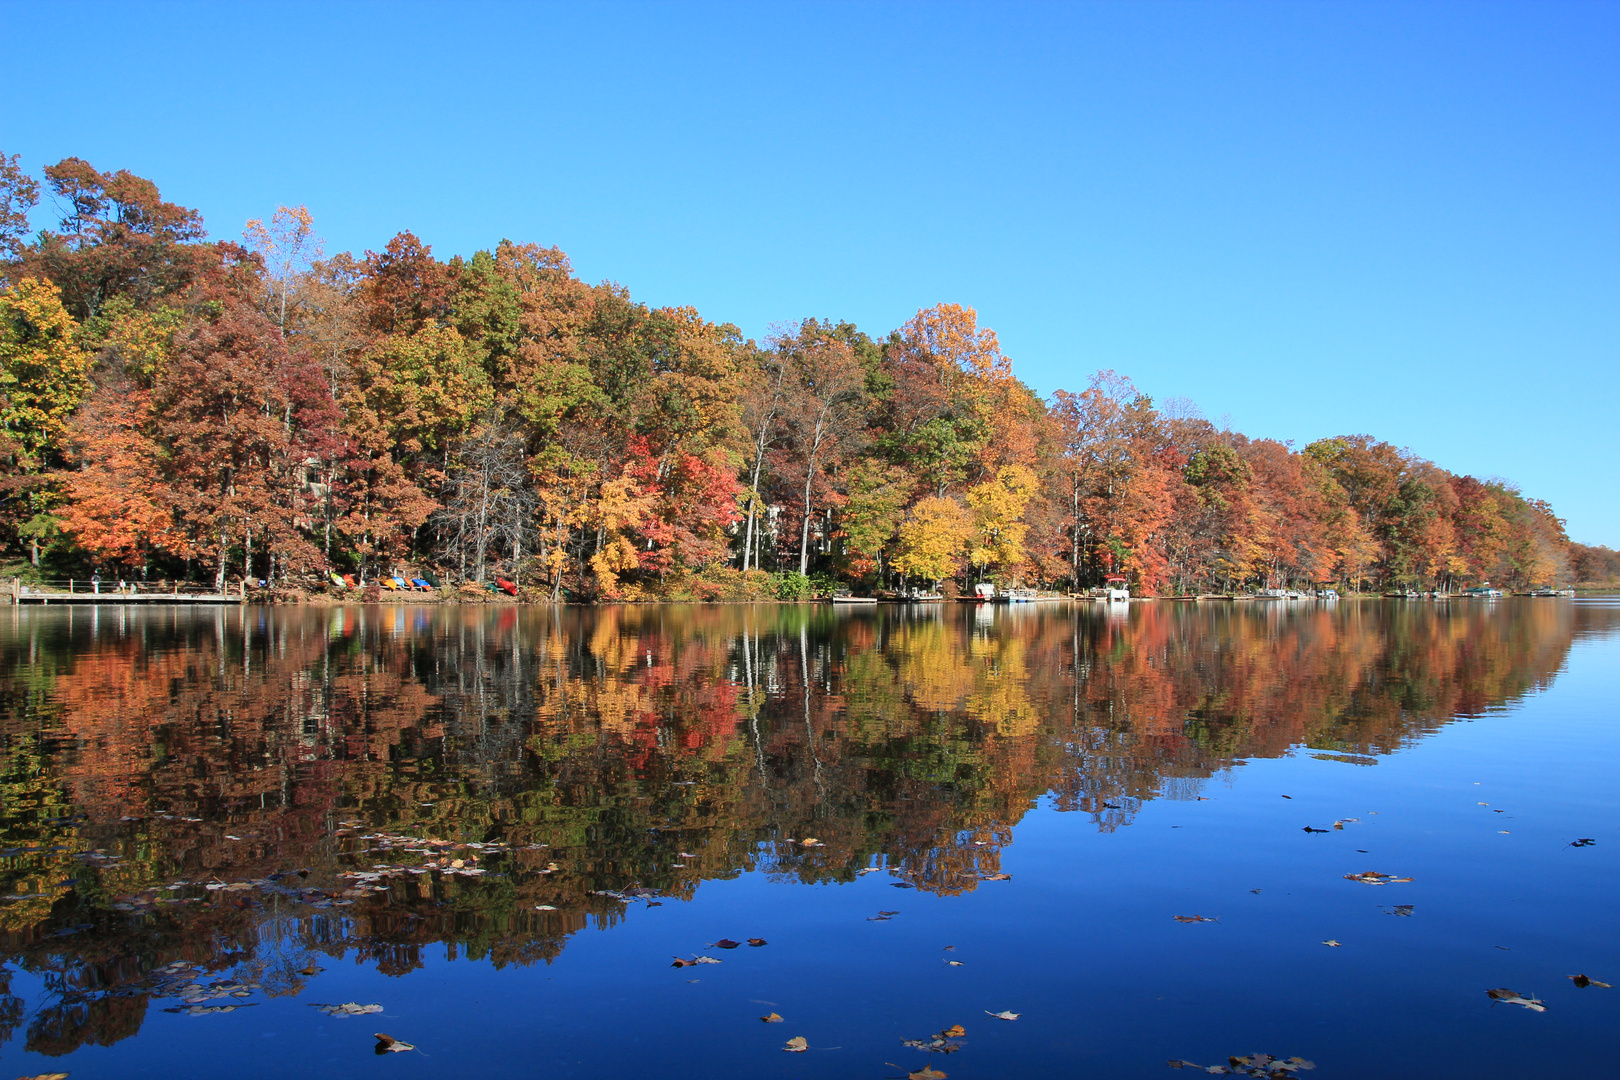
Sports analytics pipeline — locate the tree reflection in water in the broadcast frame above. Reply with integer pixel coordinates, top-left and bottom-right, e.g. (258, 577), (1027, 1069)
(0, 599), (1603, 1056)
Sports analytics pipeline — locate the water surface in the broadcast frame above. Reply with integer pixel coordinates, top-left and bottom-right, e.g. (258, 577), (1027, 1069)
(1, 599), (1616, 1078)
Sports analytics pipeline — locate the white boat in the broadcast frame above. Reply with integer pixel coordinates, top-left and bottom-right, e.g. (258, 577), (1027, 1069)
(830, 594), (878, 604)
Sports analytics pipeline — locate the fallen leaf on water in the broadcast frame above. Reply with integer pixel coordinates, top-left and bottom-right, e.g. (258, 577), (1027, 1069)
(985, 1010), (1020, 1020)
(312, 1002), (383, 1016)
(1478, 802), (1489, 806)
(747, 937), (767, 946)
(1168, 1053), (1315, 1076)
(1333, 819), (1358, 828)
(1321, 940), (1342, 947)
(1301, 826), (1329, 834)
(1485, 988), (1546, 1012)
(18, 1074), (69, 1080)
(1280, 794), (1292, 799)
(980, 873), (1012, 881)
(799, 838), (824, 847)
(709, 939), (741, 949)
(1173, 915), (1217, 923)
(783, 1036), (808, 1052)
(893, 882), (916, 889)
(1570, 838), (1597, 847)
(1343, 871), (1413, 885)
(1385, 905), (1414, 917)
(1570, 974), (1612, 989)
(298, 964), (324, 976)
(761, 1012), (783, 1023)
(671, 955), (722, 967)
(945, 960), (965, 966)
(909, 1069), (948, 1080)
(901, 1026), (967, 1053)
(373, 1032), (416, 1053)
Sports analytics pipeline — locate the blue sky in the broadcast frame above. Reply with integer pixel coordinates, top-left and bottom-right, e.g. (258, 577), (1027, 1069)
(3, 1), (1616, 542)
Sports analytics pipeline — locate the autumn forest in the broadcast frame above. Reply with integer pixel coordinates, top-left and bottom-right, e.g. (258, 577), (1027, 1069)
(0, 153), (1601, 599)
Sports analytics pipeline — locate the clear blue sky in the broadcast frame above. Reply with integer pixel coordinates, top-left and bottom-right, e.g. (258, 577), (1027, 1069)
(3, 1), (1616, 543)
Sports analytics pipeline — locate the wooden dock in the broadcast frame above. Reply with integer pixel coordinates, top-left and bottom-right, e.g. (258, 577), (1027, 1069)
(9, 579), (245, 605)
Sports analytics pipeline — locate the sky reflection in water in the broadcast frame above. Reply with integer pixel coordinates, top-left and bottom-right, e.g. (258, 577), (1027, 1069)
(0, 599), (1616, 1079)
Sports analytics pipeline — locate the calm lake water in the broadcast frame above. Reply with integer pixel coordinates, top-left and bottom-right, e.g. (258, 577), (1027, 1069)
(1, 599), (1616, 1079)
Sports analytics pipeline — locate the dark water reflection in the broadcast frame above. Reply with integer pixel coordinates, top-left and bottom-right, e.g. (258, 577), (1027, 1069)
(1, 599), (1616, 1075)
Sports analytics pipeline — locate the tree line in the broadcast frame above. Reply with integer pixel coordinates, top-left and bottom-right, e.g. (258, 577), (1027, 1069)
(0, 152), (1578, 597)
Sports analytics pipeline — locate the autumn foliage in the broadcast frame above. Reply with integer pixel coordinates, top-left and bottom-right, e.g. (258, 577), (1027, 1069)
(0, 153), (1579, 594)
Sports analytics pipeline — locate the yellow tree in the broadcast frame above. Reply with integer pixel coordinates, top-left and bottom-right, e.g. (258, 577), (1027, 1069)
(0, 278), (90, 465)
(1, 278), (91, 562)
(965, 464), (1038, 580)
(894, 495), (973, 585)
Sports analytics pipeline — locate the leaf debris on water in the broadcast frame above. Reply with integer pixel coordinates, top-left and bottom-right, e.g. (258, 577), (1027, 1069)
(945, 960), (965, 966)
(1570, 974), (1612, 988)
(1486, 988), (1546, 1011)
(1173, 915), (1217, 923)
(1343, 871), (1412, 885)
(671, 955), (723, 967)
(902, 1025), (967, 1053)
(1570, 838), (1597, 847)
(1384, 905), (1414, 917)
(747, 937), (767, 946)
(985, 1009), (1020, 1020)
(311, 1002), (382, 1016)
(783, 1036), (808, 1052)
(1321, 940), (1342, 947)
(708, 939), (741, 949)
(761, 1012), (783, 1022)
(1168, 1053), (1315, 1076)
(373, 1032), (415, 1053)
(868, 910), (900, 921)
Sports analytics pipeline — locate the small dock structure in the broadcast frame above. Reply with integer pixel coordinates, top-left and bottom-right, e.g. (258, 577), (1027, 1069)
(9, 578), (246, 605)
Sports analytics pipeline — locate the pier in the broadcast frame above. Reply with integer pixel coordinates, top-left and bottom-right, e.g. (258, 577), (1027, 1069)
(9, 579), (245, 605)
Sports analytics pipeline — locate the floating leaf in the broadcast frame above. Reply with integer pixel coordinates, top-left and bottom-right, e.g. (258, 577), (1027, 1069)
(18, 1074), (70, 1080)
(311, 1002), (382, 1016)
(373, 1032), (416, 1053)
(1321, 940), (1342, 947)
(1301, 826), (1329, 834)
(1571, 838), (1597, 847)
(909, 1069), (949, 1080)
(985, 1009), (1019, 1020)
(799, 838), (824, 847)
(980, 873), (1012, 881)
(1173, 915), (1217, 923)
(1485, 988), (1546, 1012)
(945, 960), (965, 966)
(761, 1012), (783, 1023)
(1343, 871), (1413, 885)
(901, 1025), (967, 1053)
(534, 904), (557, 911)
(783, 1036), (808, 1052)
(1570, 974), (1612, 989)
(1384, 905), (1414, 917)
(747, 938), (767, 946)
(709, 939), (741, 949)
(1169, 1053), (1314, 1076)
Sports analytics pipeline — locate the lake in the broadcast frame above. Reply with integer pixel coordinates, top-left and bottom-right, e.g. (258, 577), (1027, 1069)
(1, 599), (1616, 1079)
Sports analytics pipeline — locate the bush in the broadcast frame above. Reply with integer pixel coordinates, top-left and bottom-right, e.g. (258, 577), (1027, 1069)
(770, 571), (810, 600)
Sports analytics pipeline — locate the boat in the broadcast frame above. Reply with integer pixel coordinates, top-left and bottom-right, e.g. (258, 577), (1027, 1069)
(1530, 587), (1575, 598)
(1462, 586), (1502, 599)
(1104, 575), (1130, 602)
(830, 593), (878, 605)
